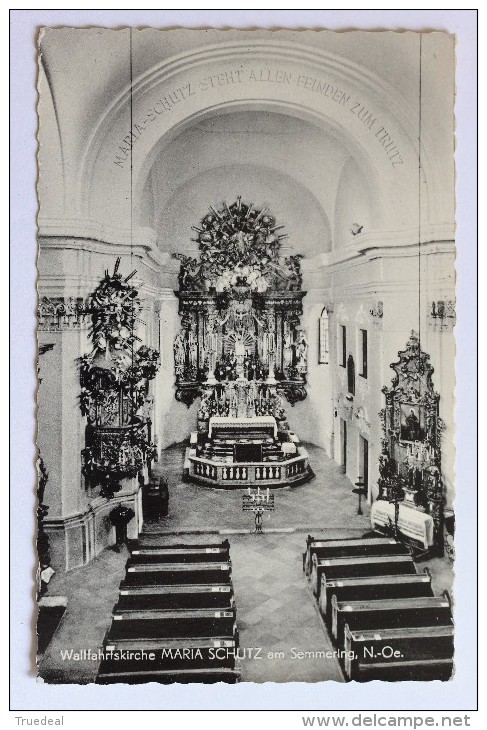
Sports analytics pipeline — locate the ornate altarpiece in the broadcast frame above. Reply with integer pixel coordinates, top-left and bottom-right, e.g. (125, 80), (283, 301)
(378, 332), (444, 551)
(173, 199), (308, 409)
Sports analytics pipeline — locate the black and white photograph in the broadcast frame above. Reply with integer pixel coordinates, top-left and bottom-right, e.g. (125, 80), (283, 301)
(33, 25), (460, 688)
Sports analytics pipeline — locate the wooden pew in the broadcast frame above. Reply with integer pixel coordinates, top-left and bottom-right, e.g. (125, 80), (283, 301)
(138, 538), (229, 549)
(304, 536), (408, 576)
(343, 624), (454, 681)
(121, 561), (232, 588)
(96, 538), (240, 684)
(116, 584), (234, 612)
(130, 544), (230, 564)
(350, 658), (453, 682)
(331, 593), (453, 649)
(96, 667), (240, 684)
(318, 570), (433, 624)
(106, 607), (237, 642)
(303, 535), (369, 573)
(311, 554), (416, 597)
(97, 636), (238, 680)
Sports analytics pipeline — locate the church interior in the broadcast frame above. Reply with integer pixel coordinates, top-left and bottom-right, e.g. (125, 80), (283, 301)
(36, 29), (456, 684)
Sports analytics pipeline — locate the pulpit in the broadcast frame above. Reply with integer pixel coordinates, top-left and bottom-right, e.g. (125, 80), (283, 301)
(79, 260), (160, 498)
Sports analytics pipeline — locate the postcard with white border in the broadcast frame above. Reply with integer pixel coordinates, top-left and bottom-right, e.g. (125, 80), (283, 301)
(35, 26), (458, 687)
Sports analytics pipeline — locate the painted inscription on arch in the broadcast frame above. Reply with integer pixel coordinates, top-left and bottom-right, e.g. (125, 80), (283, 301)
(113, 67), (405, 170)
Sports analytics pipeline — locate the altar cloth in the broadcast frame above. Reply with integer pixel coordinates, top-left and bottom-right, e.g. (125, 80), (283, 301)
(370, 500), (435, 548)
(208, 416), (277, 438)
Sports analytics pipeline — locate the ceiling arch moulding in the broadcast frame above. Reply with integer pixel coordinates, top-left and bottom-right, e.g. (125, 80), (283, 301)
(82, 38), (428, 165)
(76, 39), (441, 235)
(314, 226), (455, 270)
(37, 217), (163, 265)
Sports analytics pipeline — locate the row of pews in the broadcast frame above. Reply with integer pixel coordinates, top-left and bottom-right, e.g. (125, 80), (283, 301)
(304, 535), (454, 682)
(96, 539), (240, 684)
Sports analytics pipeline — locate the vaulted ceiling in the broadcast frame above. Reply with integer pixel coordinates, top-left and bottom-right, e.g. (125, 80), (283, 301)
(38, 29), (455, 260)
(139, 110), (369, 256)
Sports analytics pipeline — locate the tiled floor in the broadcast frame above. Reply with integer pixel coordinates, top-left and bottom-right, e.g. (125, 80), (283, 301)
(37, 443), (454, 684)
(229, 533), (345, 682)
(144, 443), (372, 534)
(139, 530), (346, 682)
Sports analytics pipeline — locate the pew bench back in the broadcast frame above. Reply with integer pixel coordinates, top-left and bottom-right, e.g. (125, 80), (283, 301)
(332, 595), (453, 647)
(319, 571), (433, 622)
(311, 554), (416, 596)
(343, 623), (454, 680)
(305, 537), (408, 576)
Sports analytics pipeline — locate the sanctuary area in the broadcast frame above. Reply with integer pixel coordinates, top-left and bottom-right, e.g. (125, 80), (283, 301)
(36, 28), (456, 684)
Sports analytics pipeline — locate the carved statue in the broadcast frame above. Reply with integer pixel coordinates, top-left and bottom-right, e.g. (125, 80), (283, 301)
(271, 392), (286, 421)
(284, 255), (303, 291)
(227, 382), (238, 417)
(425, 465), (441, 499)
(198, 390), (215, 421)
(234, 333), (246, 358)
(295, 330), (308, 371)
(173, 254), (202, 291)
(174, 330), (187, 373)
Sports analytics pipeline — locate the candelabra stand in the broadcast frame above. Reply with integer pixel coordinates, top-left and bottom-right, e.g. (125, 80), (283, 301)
(242, 487), (275, 534)
(389, 480), (404, 540)
(352, 477), (367, 516)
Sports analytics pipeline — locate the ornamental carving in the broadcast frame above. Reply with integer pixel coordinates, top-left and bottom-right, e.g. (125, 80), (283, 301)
(369, 301), (384, 319)
(173, 197), (301, 294)
(378, 331), (445, 552)
(428, 300), (455, 332)
(173, 200), (308, 407)
(38, 297), (90, 330)
(79, 259), (160, 498)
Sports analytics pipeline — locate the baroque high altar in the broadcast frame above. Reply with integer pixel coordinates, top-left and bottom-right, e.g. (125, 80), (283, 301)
(173, 198), (313, 488)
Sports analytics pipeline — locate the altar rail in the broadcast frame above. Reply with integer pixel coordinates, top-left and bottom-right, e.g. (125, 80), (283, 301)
(185, 450), (311, 488)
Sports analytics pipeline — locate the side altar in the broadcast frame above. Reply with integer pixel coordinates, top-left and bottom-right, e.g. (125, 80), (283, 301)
(173, 198), (314, 488)
(374, 332), (446, 555)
